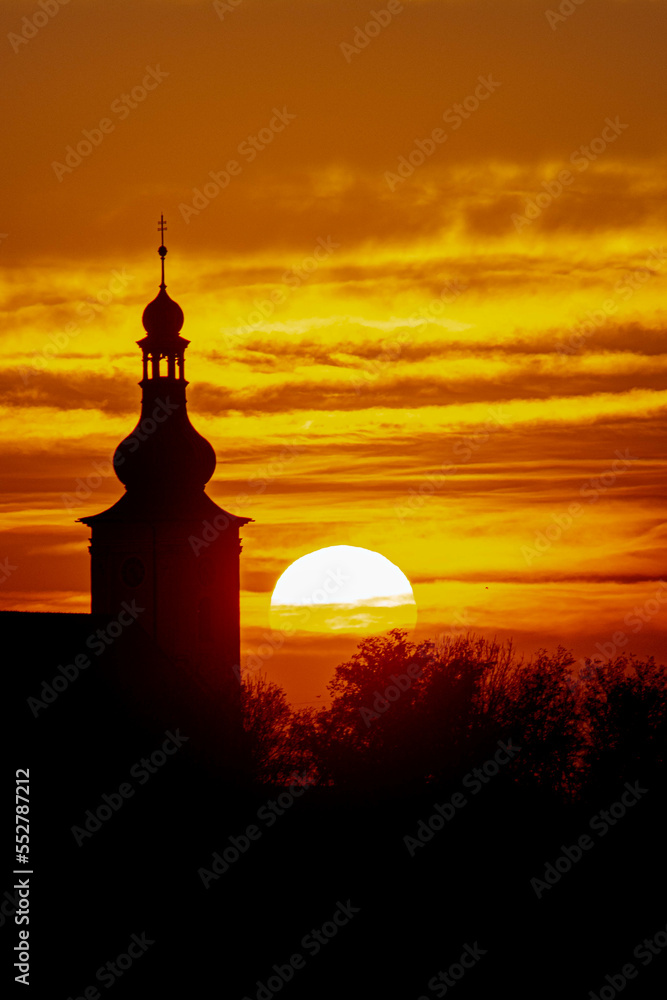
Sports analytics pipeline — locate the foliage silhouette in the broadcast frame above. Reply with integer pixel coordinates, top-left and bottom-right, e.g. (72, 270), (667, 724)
(240, 672), (317, 784)
(241, 630), (666, 801)
(575, 652), (667, 794)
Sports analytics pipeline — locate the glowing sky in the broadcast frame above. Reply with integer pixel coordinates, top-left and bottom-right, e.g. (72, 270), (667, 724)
(1, 0), (666, 704)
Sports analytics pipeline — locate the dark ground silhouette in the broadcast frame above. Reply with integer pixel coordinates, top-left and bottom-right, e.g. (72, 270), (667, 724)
(243, 630), (666, 799)
(10, 624), (667, 999)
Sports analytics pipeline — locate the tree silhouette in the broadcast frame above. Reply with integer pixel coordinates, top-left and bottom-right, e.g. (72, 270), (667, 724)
(240, 630), (666, 802)
(240, 672), (316, 784)
(304, 630), (581, 794)
(305, 629), (439, 789)
(575, 653), (667, 795)
(482, 643), (582, 799)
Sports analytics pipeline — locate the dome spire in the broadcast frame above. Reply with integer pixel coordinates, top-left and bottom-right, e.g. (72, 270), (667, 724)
(157, 213), (168, 289)
(141, 214), (185, 340)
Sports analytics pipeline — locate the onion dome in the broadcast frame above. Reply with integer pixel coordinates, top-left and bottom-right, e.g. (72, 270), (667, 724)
(142, 284), (184, 339)
(141, 242), (184, 340)
(113, 408), (217, 493)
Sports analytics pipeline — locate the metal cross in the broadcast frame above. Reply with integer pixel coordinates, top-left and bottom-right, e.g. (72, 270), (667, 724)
(157, 215), (167, 242)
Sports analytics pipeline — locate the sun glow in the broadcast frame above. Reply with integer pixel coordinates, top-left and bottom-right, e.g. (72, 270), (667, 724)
(270, 545), (417, 634)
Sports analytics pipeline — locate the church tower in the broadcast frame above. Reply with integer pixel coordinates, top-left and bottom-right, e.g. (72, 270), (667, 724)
(80, 219), (250, 715)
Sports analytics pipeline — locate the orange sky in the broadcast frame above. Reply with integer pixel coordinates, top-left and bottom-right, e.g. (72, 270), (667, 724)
(1, 0), (666, 704)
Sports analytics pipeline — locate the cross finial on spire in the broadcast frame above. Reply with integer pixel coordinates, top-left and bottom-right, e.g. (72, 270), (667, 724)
(157, 214), (168, 288)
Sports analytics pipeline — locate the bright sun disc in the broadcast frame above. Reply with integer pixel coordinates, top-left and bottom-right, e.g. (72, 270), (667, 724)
(269, 545), (417, 634)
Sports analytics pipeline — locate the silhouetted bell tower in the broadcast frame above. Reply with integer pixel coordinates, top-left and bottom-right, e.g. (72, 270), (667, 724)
(80, 218), (250, 726)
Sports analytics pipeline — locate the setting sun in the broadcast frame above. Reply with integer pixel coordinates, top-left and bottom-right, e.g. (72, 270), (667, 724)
(269, 544), (416, 634)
